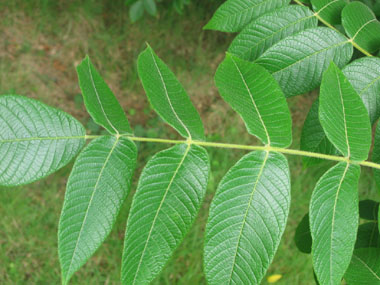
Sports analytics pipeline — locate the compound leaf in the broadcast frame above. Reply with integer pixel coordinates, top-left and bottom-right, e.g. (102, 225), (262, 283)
(215, 54), (292, 147)
(121, 144), (209, 284)
(256, 27), (353, 97)
(294, 213), (312, 254)
(204, 151), (290, 285)
(344, 248), (380, 284)
(204, 0), (290, 33)
(137, 45), (205, 140)
(300, 99), (338, 167)
(311, 0), (348, 25)
(343, 57), (380, 124)
(77, 56), (132, 135)
(58, 136), (137, 284)
(310, 162), (360, 285)
(228, 5), (317, 61)
(0, 95), (86, 186)
(319, 62), (371, 161)
(342, 1), (380, 53)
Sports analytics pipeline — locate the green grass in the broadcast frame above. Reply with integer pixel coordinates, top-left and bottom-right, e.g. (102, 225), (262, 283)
(0, 1), (379, 284)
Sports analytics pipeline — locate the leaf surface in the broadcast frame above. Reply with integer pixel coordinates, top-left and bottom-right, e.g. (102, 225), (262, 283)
(359, 200), (379, 221)
(58, 136), (137, 284)
(0, 95), (85, 186)
(121, 144), (209, 285)
(130, 0), (145, 22)
(256, 27), (353, 97)
(343, 57), (380, 124)
(204, 151), (290, 285)
(77, 56), (132, 135)
(143, 0), (157, 16)
(294, 213), (312, 254)
(215, 54), (292, 147)
(342, 1), (380, 53)
(311, 0), (348, 25)
(310, 162), (360, 285)
(137, 45), (204, 140)
(373, 122), (380, 191)
(204, 0), (290, 33)
(228, 5), (317, 61)
(344, 248), (380, 284)
(319, 62), (371, 161)
(355, 222), (380, 249)
(300, 99), (338, 166)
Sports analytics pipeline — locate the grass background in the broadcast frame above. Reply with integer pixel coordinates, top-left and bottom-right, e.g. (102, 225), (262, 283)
(0, 0), (378, 284)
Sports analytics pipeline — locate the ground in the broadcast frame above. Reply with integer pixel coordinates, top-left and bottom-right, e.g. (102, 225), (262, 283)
(0, 1), (378, 284)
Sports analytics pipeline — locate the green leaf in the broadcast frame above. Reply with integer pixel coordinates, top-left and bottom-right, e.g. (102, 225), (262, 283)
(121, 143), (209, 284)
(126, 0), (138, 5)
(256, 27), (353, 97)
(58, 136), (137, 284)
(300, 99), (338, 167)
(355, 222), (380, 249)
(311, 0), (348, 25)
(0, 95), (85, 186)
(294, 213), (312, 254)
(344, 248), (380, 284)
(342, 1), (380, 53)
(359, 200), (379, 221)
(143, 0), (157, 16)
(310, 162), (360, 285)
(129, 0), (145, 23)
(228, 5), (318, 61)
(203, 0), (290, 33)
(343, 57), (380, 124)
(77, 56), (132, 135)
(374, 122), (380, 191)
(215, 54), (292, 147)
(204, 151), (290, 284)
(319, 62), (372, 161)
(137, 45), (205, 140)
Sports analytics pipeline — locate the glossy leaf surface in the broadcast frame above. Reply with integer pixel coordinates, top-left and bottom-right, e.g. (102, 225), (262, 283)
(77, 56), (132, 135)
(300, 99), (338, 166)
(319, 62), (371, 161)
(256, 27), (353, 97)
(215, 54), (292, 147)
(121, 144), (209, 284)
(204, 151), (290, 285)
(137, 45), (205, 140)
(310, 162), (360, 285)
(311, 0), (348, 25)
(343, 57), (380, 124)
(204, 0), (290, 32)
(345, 248), (380, 284)
(342, 1), (380, 53)
(0, 95), (85, 186)
(228, 5), (317, 61)
(59, 136), (137, 284)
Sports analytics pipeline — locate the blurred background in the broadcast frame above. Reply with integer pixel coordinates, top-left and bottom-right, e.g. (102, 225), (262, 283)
(0, 0), (378, 284)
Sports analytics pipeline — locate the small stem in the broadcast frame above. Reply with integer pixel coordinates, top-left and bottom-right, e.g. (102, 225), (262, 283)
(293, 0), (374, 57)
